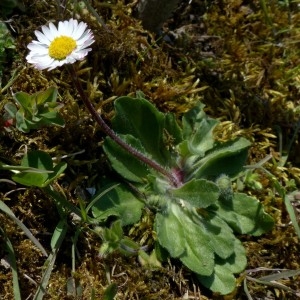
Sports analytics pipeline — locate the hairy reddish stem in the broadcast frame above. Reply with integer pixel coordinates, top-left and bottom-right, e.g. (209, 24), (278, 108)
(69, 65), (180, 187)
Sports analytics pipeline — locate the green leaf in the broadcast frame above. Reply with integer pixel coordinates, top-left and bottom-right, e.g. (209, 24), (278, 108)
(110, 219), (123, 240)
(4, 102), (17, 118)
(198, 264), (237, 295)
(119, 236), (141, 255)
(39, 111), (65, 127)
(187, 137), (251, 179)
(11, 151), (67, 187)
(99, 221), (141, 257)
(155, 205), (185, 258)
(138, 249), (162, 268)
(164, 112), (183, 146)
(112, 96), (170, 164)
(35, 86), (58, 105)
(198, 239), (247, 295)
(33, 219), (67, 300)
(180, 103), (219, 157)
(170, 179), (219, 208)
(198, 212), (237, 260)
(103, 283), (118, 300)
(91, 183), (144, 226)
(214, 192), (274, 235)
(12, 169), (50, 188)
(155, 202), (215, 276)
(99, 222), (122, 257)
(13, 91), (33, 113)
(11, 87), (64, 132)
(50, 219), (68, 251)
(15, 110), (27, 131)
(103, 135), (150, 183)
(44, 162), (66, 186)
(215, 238), (247, 274)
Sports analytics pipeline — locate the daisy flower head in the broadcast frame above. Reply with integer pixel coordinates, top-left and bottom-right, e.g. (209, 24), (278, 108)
(26, 18), (95, 71)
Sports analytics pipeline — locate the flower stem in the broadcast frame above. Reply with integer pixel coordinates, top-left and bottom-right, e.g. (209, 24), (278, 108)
(69, 65), (180, 187)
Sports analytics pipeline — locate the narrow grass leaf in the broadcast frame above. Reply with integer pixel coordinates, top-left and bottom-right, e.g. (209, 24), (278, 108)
(33, 219), (68, 300)
(0, 227), (21, 300)
(284, 194), (300, 239)
(259, 269), (300, 281)
(0, 200), (47, 256)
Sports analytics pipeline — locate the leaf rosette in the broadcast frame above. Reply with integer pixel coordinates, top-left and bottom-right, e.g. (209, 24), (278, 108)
(91, 95), (274, 295)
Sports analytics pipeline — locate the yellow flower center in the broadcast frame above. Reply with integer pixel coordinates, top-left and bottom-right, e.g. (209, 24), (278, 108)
(48, 36), (76, 60)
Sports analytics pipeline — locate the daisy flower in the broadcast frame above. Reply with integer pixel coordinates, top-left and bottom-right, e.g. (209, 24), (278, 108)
(26, 18), (94, 71)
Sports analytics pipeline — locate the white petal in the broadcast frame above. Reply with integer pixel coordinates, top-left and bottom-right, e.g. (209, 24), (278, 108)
(70, 19), (78, 29)
(41, 61), (57, 70)
(41, 25), (55, 41)
(35, 30), (51, 45)
(65, 56), (76, 64)
(73, 22), (87, 40)
(76, 33), (94, 48)
(57, 20), (66, 34)
(27, 43), (49, 54)
(48, 22), (59, 37)
(59, 20), (71, 36)
(72, 49), (90, 60)
(32, 54), (52, 63)
(26, 54), (35, 63)
(54, 60), (64, 68)
(67, 19), (77, 35)
(31, 56), (55, 70)
(46, 61), (60, 70)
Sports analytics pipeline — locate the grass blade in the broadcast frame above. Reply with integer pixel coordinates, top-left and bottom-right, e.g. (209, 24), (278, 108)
(0, 227), (21, 300)
(285, 193), (300, 239)
(0, 200), (48, 256)
(33, 219), (68, 300)
(259, 269), (300, 281)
